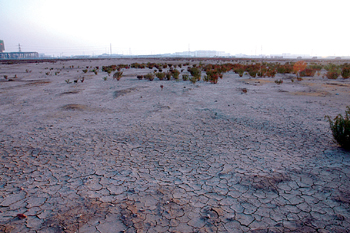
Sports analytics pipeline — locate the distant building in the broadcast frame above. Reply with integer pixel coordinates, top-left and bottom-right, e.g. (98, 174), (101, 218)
(0, 40), (39, 59)
(0, 40), (4, 52)
(0, 52), (39, 59)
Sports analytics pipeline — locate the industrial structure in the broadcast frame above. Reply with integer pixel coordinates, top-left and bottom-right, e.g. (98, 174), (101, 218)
(0, 40), (4, 53)
(0, 40), (39, 59)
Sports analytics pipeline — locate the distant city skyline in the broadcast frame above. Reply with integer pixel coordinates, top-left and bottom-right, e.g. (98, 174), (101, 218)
(1, 0), (348, 57)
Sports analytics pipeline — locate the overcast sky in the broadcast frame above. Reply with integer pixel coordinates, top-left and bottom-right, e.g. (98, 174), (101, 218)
(1, 0), (348, 57)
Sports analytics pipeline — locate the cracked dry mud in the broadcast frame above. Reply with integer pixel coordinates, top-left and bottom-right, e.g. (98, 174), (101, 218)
(0, 59), (349, 232)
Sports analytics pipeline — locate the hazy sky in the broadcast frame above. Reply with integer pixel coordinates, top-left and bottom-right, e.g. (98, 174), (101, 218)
(1, 0), (348, 57)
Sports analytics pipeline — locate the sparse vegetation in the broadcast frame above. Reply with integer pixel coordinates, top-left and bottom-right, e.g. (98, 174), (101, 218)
(293, 61), (307, 78)
(65, 79), (71, 84)
(165, 72), (172, 81)
(326, 71), (339, 79)
(341, 64), (350, 79)
(172, 69), (180, 80)
(188, 67), (201, 80)
(145, 73), (154, 81)
(325, 106), (350, 150)
(275, 79), (283, 84)
(113, 71), (123, 81)
(189, 76), (197, 84)
(155, 72), (165, 80)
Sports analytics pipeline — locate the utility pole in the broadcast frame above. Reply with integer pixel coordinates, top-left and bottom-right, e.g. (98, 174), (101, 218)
(18, 43), (21, 52)
(110, 43), (112, 56)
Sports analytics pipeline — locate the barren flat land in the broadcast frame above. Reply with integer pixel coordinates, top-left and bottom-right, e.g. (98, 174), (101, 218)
(0, 58), (349, 232)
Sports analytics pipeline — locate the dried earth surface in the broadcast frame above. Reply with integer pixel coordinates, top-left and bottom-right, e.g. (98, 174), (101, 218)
(0, 59), (349, 232)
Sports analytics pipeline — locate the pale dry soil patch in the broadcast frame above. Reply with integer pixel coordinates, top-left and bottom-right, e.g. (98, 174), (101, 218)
(0, 59), (349, 232)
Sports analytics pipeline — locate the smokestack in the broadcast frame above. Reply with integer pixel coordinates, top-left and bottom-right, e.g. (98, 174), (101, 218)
(0, 40), (4, 52)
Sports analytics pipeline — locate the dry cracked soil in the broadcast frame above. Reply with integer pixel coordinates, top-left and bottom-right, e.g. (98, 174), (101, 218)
(0, 58), (349, 233)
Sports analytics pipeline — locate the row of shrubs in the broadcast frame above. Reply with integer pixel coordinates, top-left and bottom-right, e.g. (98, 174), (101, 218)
(77, 61), (350, 84)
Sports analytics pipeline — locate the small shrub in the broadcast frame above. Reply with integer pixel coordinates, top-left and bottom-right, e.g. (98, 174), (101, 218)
(102, 65), (117, 75)
(4, 75), (8, 79)
(275, 79), (283, 84)
(241, 88), (248, 93)
(341, 66), (350, 79)
(300, 68), (316, 77)
(326, 71), (339, 79)
(188, 67), (201, 80)
(65, 79), (71, 84)
(248, 70), (257, 78)
(113, 71), (123, 81)
(155, 72), (165, 80)
(103, 77), (107, 81)
(189, 76), (197, 84)
(145, 73), (154, 81)
(237, 69), (244, 77)
(137, 75), (143, 80)
(165, 72), (172, 80)
(182, 74), (189, 81)
(293, 61), (307, 78)
(45, 72), (50, 75)
(172, 69), (180, 80)
(82, 69), (88, 73)
(325, 106), (350, 150)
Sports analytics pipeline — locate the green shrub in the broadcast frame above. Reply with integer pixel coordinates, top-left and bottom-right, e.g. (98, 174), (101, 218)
(308, 63), (323, 71)
(113, 71), (123, 81)
(145, 73), (154, 81)
(325, 106), (350, 150)
(188, 67), (201, 80)
(182, 74), (189, 81)
(189, 76), (197, 84)
(341, 66), (350, 79)
(172, 69), (180, 80)
(155, 72), (165, 80)
(165, 72), (172, 80)
(326, 71), (339, 79)
(300, 68), (316, 77)
(248, 70), (257, 78)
